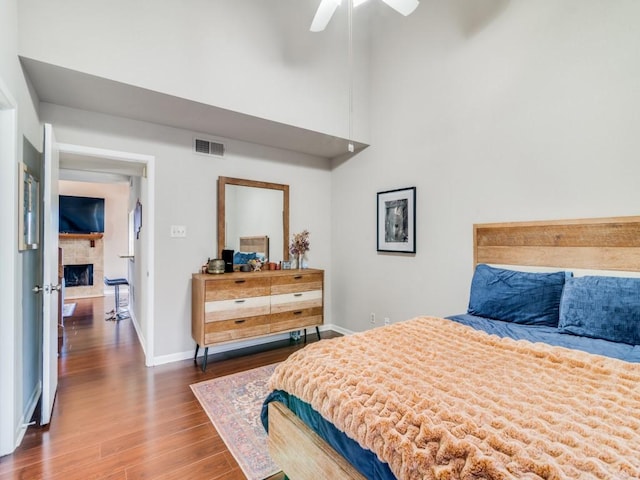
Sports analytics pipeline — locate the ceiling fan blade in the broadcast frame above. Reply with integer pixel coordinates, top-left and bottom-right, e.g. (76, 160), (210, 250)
(310, 0), (341, 32)
(381, 0), (419, 16)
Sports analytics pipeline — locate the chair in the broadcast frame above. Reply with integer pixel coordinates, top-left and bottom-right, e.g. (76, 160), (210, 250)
(104, 277), (129, 320)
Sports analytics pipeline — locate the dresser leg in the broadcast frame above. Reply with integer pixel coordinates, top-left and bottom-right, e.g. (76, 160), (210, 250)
(303, 329), (307, 344)
(194, 344), (200, 364)
(201, 347), (209, 372)
(315, 326), (321, 340)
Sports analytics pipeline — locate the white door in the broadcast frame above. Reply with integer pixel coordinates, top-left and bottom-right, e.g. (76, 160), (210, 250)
(41, 123), (60, 425)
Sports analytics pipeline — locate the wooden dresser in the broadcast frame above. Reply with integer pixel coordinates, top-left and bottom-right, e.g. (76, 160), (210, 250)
(192, 268), (324, 371)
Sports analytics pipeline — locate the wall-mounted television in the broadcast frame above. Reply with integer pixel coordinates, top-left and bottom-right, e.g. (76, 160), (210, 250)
(59, 195), (105, 234)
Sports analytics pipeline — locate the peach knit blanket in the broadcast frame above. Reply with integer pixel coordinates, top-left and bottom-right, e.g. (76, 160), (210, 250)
(269, 316), (640, 479)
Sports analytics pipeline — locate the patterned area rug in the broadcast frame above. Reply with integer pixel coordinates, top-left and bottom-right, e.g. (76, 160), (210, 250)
(190, 363), (280, 480)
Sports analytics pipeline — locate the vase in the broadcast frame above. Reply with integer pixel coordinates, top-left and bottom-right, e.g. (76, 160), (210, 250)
(297, 253), (303, 269)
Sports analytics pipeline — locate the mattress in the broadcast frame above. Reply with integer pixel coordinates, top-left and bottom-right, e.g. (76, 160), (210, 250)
(262, 315), (640, 479)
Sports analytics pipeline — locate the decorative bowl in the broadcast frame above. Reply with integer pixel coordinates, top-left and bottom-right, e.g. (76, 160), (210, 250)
(207, 258), (225, 274)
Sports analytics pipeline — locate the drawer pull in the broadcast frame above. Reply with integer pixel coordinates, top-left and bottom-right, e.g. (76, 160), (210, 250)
(234, 319), (246, 324)
(294, 275), (303, 280)
(235, 299), (246, 304)
(293, 311), (303, 315)
(235, 280), (246, 284)
(294, 293), (303, 297)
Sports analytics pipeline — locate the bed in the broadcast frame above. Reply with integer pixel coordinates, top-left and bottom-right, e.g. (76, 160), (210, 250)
(261, 216), (640, 479)
(232, 235), (270, 266)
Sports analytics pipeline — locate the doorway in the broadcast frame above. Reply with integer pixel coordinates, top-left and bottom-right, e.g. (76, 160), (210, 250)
(58, 178), (130, 301)
(56, 143), (156, 366)
(20, 137), (44, 430)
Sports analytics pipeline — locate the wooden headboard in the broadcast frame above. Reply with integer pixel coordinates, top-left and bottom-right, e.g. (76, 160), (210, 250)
(239, 235), (269, 257)
(474, 216), (640, 272)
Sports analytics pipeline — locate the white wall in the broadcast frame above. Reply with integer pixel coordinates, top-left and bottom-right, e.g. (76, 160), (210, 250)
(331, 0), (640, 332)
(0, 0), (42, 457)
(18, 0), (371, 144)
(40, 102), (333, 361)
(58, 180), (130, 284)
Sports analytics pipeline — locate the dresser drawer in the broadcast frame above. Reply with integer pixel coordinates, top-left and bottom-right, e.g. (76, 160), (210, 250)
(205, 277), (270, 301)
(192, 270), (324, 356)
(205, 296), (270, 322)
(271, 272), (323, 295)
(204, 315), (271, 344)
(270, 307), (323, 333)
(271, 289), (323, 314)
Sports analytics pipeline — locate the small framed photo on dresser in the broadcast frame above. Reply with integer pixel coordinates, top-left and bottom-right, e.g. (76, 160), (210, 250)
(377, 187), (416, 254)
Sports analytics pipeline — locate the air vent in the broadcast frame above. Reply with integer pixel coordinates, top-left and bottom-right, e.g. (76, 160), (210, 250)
(193, 137), (225, 157)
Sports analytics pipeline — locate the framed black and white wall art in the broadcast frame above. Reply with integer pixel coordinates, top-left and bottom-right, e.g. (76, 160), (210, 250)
(377, 187), (416, 253)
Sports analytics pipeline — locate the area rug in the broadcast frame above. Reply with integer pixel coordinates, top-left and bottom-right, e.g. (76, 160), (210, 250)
(190, 363), (280, 480)
(62, 303), (76, 317)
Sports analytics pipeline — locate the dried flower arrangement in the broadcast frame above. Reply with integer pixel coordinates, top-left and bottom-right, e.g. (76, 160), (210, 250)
(289, 229), (310, 257)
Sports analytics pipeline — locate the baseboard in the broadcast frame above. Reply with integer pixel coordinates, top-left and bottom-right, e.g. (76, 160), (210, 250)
(16, 381), (41, 447)
(128, 308), (146, 357)
(151, 324), (341, 367)
(327, 324), (355, 336)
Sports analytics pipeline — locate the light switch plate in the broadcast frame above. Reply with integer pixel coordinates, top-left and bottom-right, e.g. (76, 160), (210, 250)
(170, 225), (186, 238)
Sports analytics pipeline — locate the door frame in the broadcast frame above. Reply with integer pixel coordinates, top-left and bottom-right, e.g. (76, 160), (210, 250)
(0, 77), (19, 456)
(57, 143), (156, 365)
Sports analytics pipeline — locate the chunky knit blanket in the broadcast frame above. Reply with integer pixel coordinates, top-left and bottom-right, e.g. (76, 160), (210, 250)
(269, 316), (640, 480)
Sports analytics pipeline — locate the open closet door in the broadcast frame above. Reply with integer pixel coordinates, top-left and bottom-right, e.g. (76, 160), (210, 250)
(41, 123), (60, 425)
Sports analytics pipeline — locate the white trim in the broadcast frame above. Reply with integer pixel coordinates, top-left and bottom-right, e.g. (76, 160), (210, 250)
(152, 324), (344, 366)
(128, 307), (147, 358)
(326, 324), (355, 336)
(16, 381), (41, 448)
(0, 76), (19, 456)
(144, 159), (155, 367)
(57, 143), (153, 164)
(57, 143), (156, 368)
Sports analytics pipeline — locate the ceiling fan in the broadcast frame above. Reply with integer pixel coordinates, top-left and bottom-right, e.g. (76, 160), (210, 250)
(310, 0), (419, 32)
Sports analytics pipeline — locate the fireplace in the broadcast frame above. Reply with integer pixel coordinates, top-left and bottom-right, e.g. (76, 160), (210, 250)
(64, 264), (94, 287)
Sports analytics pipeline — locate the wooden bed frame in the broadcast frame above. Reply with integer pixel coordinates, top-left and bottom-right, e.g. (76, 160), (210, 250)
(474, 215), (640, 272)
(268, 215), (640, 480)
(239, 235), (269, 259)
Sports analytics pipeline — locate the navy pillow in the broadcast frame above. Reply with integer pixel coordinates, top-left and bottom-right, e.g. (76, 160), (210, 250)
(468, 264), (568, 326)
(233, 251), (258, 264)
(558, 276), (640, 345)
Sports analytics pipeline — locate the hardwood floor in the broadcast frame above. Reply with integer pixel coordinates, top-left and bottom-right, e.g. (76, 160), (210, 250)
(0, 296), (337, 479)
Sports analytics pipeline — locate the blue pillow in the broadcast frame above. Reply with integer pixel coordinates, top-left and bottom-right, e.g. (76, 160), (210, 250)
(558, 276), (640, 345)
(468, 264), (568, 326)
(233, 251), (258, 264)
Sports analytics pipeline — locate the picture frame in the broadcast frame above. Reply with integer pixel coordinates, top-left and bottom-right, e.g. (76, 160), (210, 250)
(18, 162), (39, 251)
(134, 199), (142, 239)
(377, 187), (416, 253)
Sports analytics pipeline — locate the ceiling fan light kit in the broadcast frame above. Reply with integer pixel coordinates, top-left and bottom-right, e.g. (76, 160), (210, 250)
(310, 0), (419, 32)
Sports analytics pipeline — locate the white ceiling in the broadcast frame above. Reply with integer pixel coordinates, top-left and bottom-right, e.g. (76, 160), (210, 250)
(20, 56), (368, 160)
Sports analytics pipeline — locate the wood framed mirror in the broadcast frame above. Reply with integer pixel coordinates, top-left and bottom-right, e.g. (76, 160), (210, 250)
(217, 176), (290, 263)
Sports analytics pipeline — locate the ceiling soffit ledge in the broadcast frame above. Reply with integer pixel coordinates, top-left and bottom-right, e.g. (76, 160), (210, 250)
(19, 56), (368, 160)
